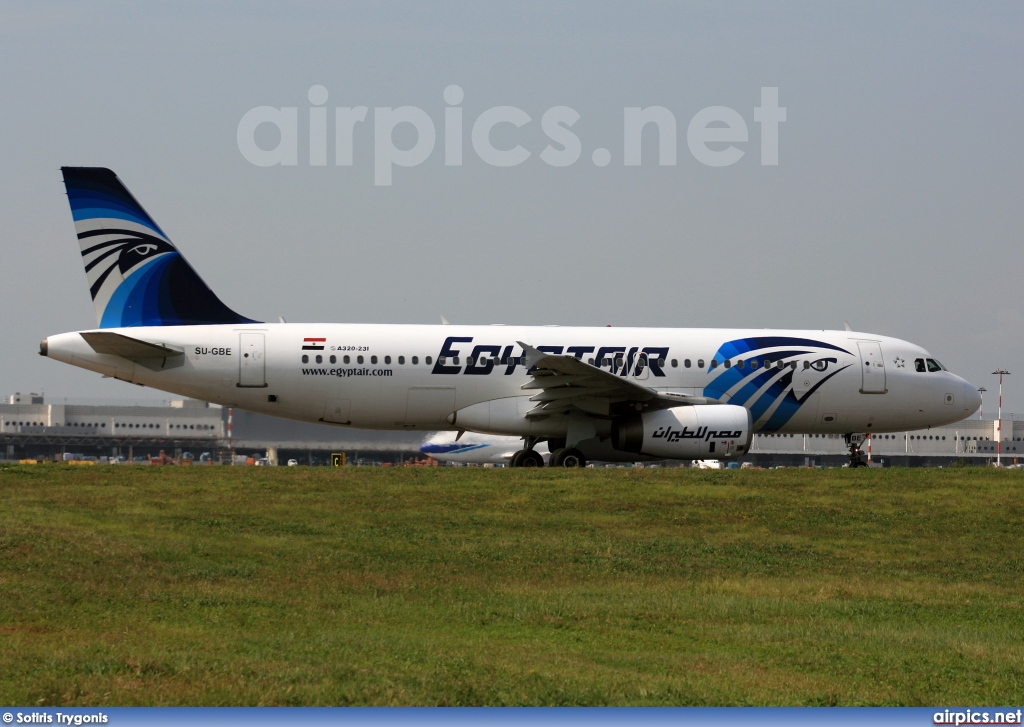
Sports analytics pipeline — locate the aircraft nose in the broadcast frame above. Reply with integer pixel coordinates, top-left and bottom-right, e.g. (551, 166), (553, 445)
(963, 381), (982, 417)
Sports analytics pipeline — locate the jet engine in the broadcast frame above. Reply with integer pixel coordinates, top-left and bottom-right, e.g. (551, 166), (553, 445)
(611, 405), (753, 460)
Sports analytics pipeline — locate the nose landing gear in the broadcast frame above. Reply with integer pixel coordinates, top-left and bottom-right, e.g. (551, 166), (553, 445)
(844, 433), (868, 468)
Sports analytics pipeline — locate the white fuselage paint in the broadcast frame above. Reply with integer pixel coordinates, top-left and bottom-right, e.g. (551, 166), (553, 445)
(43, 323), (980, 440)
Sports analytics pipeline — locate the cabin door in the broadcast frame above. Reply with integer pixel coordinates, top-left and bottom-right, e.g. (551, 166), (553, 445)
(238, 333), (267, 387)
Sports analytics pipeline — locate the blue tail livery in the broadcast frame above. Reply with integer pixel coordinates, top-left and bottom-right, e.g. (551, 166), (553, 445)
(61, 167), (257, 328)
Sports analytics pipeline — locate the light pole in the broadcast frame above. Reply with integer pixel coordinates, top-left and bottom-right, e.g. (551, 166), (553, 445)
(977, 387), (986, 420)
(992, 370), (1011, 467)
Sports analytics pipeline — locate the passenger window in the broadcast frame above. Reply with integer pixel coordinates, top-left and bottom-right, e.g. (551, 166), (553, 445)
(723, 360), (731, 369)
(803, 361), (810, 369)
(344, 355), (350, 364)
(426, 356), (432, 365)
(412, 356), (418, 365)
(315, 355), (322, 364)
(914, 358), (926, 372)
(927, 359), (941, 372)
(330, 355), (336, 364)
(697, 359), (704, 368)
(385, 356), (391, 364)
(750, 360), (758, 369)
(588, 358), (595, 365)
(670, 359), (678, 368)
(302, 355), (308, 364)
(737, 360), (744, 369)
(453, 357), (460, 365)
(398, 356), (405, 364)
(710, 360), (718, 369)
(357, 355), (364, 364)
(684, 359), (691, 368)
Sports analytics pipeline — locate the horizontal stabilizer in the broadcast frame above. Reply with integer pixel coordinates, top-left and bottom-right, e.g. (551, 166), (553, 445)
(80, 331), (184, 361)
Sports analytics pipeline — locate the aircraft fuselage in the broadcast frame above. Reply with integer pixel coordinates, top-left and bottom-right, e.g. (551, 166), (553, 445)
(43, 323), (980, 438)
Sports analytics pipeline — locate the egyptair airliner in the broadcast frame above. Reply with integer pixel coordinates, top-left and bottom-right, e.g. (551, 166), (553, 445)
(40, 168), (981, 467)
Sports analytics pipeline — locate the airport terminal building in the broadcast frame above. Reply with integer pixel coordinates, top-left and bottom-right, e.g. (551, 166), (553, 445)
(0, 393), (423, 465)
(0, 392), (1019, 466)
(746, 416), (1022, 468)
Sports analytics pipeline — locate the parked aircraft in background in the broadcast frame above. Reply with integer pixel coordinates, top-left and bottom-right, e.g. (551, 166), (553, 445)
(420, 431), (548, 465)
(42, 168), (981, 467)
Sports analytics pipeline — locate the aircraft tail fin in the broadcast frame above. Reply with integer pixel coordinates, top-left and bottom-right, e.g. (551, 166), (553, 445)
(60, 167), (258, 328)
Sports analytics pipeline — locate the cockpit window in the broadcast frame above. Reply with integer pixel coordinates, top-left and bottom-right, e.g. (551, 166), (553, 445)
(914, 358), (926, 373)
(926, 358), (942, 372)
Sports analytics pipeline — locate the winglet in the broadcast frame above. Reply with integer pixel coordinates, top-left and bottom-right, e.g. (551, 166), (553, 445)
(516, 341), (547, 368)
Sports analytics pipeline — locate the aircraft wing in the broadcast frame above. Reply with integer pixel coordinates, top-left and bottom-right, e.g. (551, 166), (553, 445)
(517, 341), (716, 418)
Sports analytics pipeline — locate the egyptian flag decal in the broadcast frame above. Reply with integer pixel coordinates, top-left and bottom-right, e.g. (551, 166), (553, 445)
(302, 337), (326, 351)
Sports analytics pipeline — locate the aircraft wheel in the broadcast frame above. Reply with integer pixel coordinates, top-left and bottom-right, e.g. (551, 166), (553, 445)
(517, 449), (545, 467)
(510, 450), (525, 467)
(552, 448), (586, 468)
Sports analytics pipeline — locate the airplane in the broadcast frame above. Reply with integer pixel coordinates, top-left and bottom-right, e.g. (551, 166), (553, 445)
(419, 431), (721, 468)
(421, 431), (549, 465)
(41, 168), (982, 468)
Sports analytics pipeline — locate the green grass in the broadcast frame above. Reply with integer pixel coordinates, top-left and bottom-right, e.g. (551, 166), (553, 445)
(1, 463), (1023, 705)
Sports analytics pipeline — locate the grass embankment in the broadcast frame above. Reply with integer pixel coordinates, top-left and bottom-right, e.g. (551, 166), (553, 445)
(0, 464), (1022, 705)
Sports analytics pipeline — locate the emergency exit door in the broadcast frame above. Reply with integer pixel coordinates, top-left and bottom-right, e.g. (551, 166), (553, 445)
(238, 332), (267, 387)
(857, 341), (887, 394)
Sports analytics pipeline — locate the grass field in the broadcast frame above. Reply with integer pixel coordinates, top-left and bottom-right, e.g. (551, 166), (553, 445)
(1, 463), (1022, 706)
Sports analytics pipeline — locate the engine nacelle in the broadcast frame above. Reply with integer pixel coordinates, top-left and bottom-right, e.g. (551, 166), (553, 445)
(611, 405), (753, 460)
(448, 396), (565, 437)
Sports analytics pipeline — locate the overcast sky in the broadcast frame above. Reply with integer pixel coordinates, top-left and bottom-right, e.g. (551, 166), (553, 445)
(1, 1), (1022, 414)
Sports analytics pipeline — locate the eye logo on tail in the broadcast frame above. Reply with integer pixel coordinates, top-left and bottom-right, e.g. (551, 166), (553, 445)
(62, 167), (258, 328)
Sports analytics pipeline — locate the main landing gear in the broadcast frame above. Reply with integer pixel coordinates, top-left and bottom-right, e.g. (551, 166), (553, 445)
(550, 447), (586, 468)
(845, 433), (868, 468)
(509, 437), (588, 468)
(510, 449), (545, 467)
